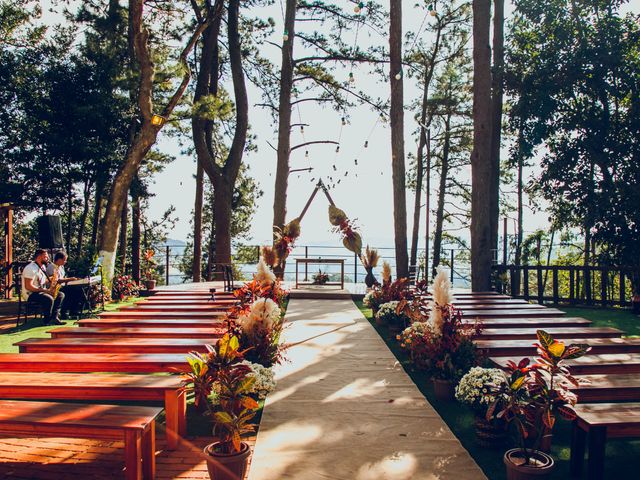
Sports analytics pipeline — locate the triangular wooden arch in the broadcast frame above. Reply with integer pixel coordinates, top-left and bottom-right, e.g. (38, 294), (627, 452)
(297, 179), (336, 222)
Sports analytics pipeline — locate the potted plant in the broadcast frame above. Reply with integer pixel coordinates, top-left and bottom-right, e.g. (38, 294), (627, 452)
(360, 245), (380, 288)
(185, 334), (258, 480)
(487, 330), (591, 480)
(455, 367), (508, 448)
(312, 270), (330, 285)
(142, 249), (157, 290)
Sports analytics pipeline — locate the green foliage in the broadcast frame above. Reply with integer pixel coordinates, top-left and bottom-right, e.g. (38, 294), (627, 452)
(507, 1), (640, 276)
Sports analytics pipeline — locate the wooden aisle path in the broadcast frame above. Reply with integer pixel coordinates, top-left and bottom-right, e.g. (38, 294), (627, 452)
(248, 298), (486, 480)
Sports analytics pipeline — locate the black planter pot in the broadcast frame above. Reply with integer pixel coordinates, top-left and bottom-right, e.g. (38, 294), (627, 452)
(364, 267), (378, 288)
(503, 448), (555, 480)
(204, 441), (252, 480)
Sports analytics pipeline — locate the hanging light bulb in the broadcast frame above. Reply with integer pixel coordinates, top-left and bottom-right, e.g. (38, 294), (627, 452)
(364, 140), (369, 148)
(283, 29), (289, 41)
(305, 150), (309, 158)
(300, 125), (304, 133)
(333, 164), (337, 171)
(335, 145), (340, 153)
(348, 72), (355, 84)
(395, 71), (402, 80)
(428, 4), (437, 16)
(341, 117), (346, 126)
(354, 159), (358, 165)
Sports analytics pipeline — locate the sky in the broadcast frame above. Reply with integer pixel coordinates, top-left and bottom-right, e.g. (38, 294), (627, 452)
(42, 0), (640, 252)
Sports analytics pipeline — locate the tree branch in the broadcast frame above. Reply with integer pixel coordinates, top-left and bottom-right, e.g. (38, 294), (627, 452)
(290, 140), (339, 152)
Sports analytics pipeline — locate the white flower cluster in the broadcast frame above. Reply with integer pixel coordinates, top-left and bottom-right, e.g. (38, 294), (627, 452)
(243, 361), (277, 400)
(398, 321), (431, 348)
(238, 298), (282, 335)
(375, 301), (400, 323)
(455, 366), (506, 408)
(363, 290), (376, 307)
(254, 258), (276, 287)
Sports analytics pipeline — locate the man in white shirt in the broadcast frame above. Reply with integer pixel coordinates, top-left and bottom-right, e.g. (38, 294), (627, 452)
(21, 249), (65, 325)
(46, 251), (80, 318)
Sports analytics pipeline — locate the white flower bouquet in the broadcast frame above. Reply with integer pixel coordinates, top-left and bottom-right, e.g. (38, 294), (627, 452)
(375, 301), (410, 327)
(243, 361), (277, 400)
(455, 366), (507, 414)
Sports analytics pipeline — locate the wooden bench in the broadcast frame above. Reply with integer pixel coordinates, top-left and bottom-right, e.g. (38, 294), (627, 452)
(99, 311), (227, 319)
(572, 374), (640, 402)
(15, 337), (213, 354)
(0, 399), (160, 479)
(464, 317), (591, 329)
(123, 305), (234, 312)
(453, 303), (547, 310)
(49, 326), (225, 339)
(477, 337), (640, 357)
(0, 353), (188, 373)
(570, 402), (640, 480)
(491, 353), (640, 375)
(475, 326), (622, 340)
(0, 372), (185, 450)
(460, 308), (566, 318)
(78, 318), (225, 328)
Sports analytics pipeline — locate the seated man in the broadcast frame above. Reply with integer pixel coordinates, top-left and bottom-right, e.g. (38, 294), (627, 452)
(46, 251), (81, 318)
(21, 249), (65, 325)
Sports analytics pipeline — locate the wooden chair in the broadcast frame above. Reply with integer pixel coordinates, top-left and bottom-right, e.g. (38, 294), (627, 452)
(13, 268), (44, 327)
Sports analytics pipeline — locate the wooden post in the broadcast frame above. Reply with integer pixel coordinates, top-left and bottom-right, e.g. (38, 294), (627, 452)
(165, 246), (170, 286)
(304, 246), (308, 281)
(620, 271), (625, 306)
(2, 205), (13, 299)
(552, 267), (559, 304)
(601, 268), (608, 306)
(523, 266), (529, 301)
(569, 267), (575, 305)
(537, 265), (544, 304)
(502, 217), (508, 265)
(510, 266), (517, 297)
(450, 249), (454, 284)
(354, 252), (358, 284)
(585, 267), (592, 305)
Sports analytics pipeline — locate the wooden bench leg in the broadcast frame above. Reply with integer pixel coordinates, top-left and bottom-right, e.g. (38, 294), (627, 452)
(587, 425), (607, 480)
(142, 421), (156, 480)
(124, 430), (143, 480)
(570, 423), (586, 477)
(164, 389), (186, 450)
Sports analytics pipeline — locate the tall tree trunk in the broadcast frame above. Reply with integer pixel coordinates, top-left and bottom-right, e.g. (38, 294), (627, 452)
(410, 26), (443, 268)
(193, 161), (204, 282)
(470, 0), (493, 291)
(98, 0), (209, 281)
(65, 180), (73, 251)
(273, 0), (297, 238)
(514, 129), (524, 294)
(389, 0), (409, 279)
(131, 183), (141, 283)
(76, 180), (92, 256)
(91, 180), (104, 250)
(489, 0), (505, 259)
(432, 114), (452, 277)
(118, 201), (128, 273)
(207, 189), (215, 281)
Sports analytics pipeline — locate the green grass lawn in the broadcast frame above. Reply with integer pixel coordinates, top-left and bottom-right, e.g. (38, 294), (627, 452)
(0, 295), (144, 353)
(355, 300), (640, 480)
(558, 306), (640, 337)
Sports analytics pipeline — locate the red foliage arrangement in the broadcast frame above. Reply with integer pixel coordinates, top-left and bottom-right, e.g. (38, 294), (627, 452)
(230, 278), (288, 319)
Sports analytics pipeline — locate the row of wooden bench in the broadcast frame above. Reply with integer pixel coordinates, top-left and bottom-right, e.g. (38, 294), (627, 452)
(446, 293), (640, 480)
(0, 288), (230, 479)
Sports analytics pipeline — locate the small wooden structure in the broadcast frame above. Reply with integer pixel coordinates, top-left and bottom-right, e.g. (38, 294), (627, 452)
(0, 204), (13, 299)
(295, 258), (345, 290)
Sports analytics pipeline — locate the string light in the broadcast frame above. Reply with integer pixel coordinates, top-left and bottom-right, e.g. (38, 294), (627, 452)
(305, 150), (309, 158)
(354, 1), (364, 14)
(354, 159), (358, 165)
(300, 125), (304, 133)
(348, 72), (355, 84)
(428, 4), (437, 16)
(364, 141), (369, 148)
(341, 117), (346, 126)
(151, 114), (165, 126)
(335, 145), (340, 153)
(283, 29), (289, 41)
(395, 71), (402, 80)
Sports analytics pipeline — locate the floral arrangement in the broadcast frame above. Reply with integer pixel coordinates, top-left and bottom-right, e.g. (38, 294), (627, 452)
(363, 278), (412, 313)
(375, 301), (411, 328)
(88, 282), (111, 307)
(329, 205), (362, 256)
(233, 298), (286, 367)
(312, 270), (330, 285)
(142, 249), (158, 281)
(111, 274), (139, 301)
(381, 261), (392, 285)
(400, 305), (479, 380)
(487, 331), (591, 461)
(360, 245), (380, 270)
(183, 335), (258, 454)
(363, 289), (384, 311)
(429, 266), (455, 335)
(456, 367), (507, 415)
(272, 218), (301, 270)
(254, 258), (276, 287)
(243, 361), (276, 400)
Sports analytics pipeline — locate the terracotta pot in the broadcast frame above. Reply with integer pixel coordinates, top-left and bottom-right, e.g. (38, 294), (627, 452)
(204, 441), (252, 480)
(503, 448), (555, 480)
(145, 279), (156, 290)
(432, 378), (456, 401)
(474, 416), (508, 449)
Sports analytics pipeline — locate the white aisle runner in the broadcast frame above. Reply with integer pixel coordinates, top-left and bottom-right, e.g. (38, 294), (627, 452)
(247, 298), (486, 480)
